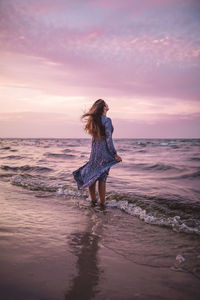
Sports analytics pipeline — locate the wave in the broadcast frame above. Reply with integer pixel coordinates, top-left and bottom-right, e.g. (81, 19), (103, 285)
(0, 173), (14, 178)
(137, 142), (147, 146)
(64, 144), (78, 147)
(8, 172), (200, 235)
(1, 165), (53, 172)
(62, 148), (73, 153)
(0, 146), (11, 150)
(143, 142), (170, 147)
(168, 170), (200, 180)
(159, 142), (169, 146)
(190, 157), (200, 161)
(43, 152), (76, 158)
(10, 174), (59, 192)
(170, 145), (180, 149)
(180, 170), (200, 179)
(1, 155), (24, 159)
(103, 191), (200, 235)
(10, 174), (82, 197)
(117, 148), (129, 152)
(143, 163), (181, 171)
(107, 192), (200, 215)
(106, 199), (200, 235)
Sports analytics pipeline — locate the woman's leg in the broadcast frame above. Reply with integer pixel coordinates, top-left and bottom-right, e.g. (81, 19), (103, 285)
(89, 181), (97, 202)
(98, 179), (106, 204)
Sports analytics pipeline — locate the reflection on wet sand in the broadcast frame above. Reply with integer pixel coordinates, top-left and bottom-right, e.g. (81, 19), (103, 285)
(65, 212), (102, 300)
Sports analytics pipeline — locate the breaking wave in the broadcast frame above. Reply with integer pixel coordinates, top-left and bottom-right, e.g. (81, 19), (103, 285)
(1, 165), (53, 172)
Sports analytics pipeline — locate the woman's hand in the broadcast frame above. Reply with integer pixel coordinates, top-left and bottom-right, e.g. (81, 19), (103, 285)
(114, 154), (122, 162)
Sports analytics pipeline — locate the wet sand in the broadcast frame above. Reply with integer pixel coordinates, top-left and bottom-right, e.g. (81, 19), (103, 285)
(0, 181), (200, 300)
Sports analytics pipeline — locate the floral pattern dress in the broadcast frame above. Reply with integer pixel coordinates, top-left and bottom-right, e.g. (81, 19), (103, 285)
(73, 114), (119, 190)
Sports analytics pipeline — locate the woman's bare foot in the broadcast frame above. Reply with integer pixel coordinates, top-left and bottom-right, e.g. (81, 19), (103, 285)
(91, 200), (97, 206)
(100, 202), (106, 210)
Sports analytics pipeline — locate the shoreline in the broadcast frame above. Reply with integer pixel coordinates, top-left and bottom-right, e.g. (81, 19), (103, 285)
(0, 181), (200, 299)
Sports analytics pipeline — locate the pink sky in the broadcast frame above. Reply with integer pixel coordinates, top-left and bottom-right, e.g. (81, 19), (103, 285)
(0, 0), (200, 138)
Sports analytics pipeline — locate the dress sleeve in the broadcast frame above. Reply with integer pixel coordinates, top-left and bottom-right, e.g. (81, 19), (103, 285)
(104, 117), (117, 157)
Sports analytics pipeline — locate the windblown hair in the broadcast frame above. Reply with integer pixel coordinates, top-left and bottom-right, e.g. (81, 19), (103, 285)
(81, 99), (106, 140)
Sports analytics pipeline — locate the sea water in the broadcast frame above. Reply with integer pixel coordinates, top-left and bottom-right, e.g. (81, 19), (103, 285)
(0, 138), (200, 281)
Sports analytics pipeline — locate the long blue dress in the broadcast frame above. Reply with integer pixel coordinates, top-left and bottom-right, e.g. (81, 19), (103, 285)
(73, 114), (119, 190)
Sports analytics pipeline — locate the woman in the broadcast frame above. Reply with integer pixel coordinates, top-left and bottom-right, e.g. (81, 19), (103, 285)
(73, 99), (122, 207)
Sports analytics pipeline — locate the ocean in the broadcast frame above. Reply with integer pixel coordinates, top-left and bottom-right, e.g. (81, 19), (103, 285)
(0, 137), (200, 299)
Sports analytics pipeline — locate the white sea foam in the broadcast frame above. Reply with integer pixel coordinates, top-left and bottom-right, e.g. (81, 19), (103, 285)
(57, 187), (81, 197)
(106, 199), (200, 235)
(10, 174), (62, 191)
(176, 254), (185, 263)
(10, 174), (84, 198)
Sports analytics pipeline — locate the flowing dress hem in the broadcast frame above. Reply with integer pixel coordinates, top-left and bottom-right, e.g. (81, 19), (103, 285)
(73, 160), (119, 190)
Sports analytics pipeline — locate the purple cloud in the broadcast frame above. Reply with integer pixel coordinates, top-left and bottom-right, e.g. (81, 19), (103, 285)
(0, 0), (199, 137)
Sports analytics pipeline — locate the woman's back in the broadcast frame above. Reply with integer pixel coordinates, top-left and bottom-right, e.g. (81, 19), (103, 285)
(73, 99), (122, 197)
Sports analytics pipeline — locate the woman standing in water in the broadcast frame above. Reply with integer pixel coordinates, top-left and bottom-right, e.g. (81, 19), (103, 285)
(73, 99), (122, 207)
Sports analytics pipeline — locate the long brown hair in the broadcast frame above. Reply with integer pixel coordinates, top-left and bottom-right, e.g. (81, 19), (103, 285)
(81, 99), (106, 140)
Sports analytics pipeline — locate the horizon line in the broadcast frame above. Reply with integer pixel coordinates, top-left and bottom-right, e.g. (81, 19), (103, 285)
(1, 137), (200, 140)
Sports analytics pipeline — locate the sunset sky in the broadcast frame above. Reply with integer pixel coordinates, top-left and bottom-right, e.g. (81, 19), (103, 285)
(0, 0), (200, 138)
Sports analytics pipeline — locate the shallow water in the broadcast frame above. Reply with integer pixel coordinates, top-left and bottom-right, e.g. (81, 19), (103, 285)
(0, 181), (200, 300)
(0, 138), (199, 234)
(0, 137), (200, 282)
